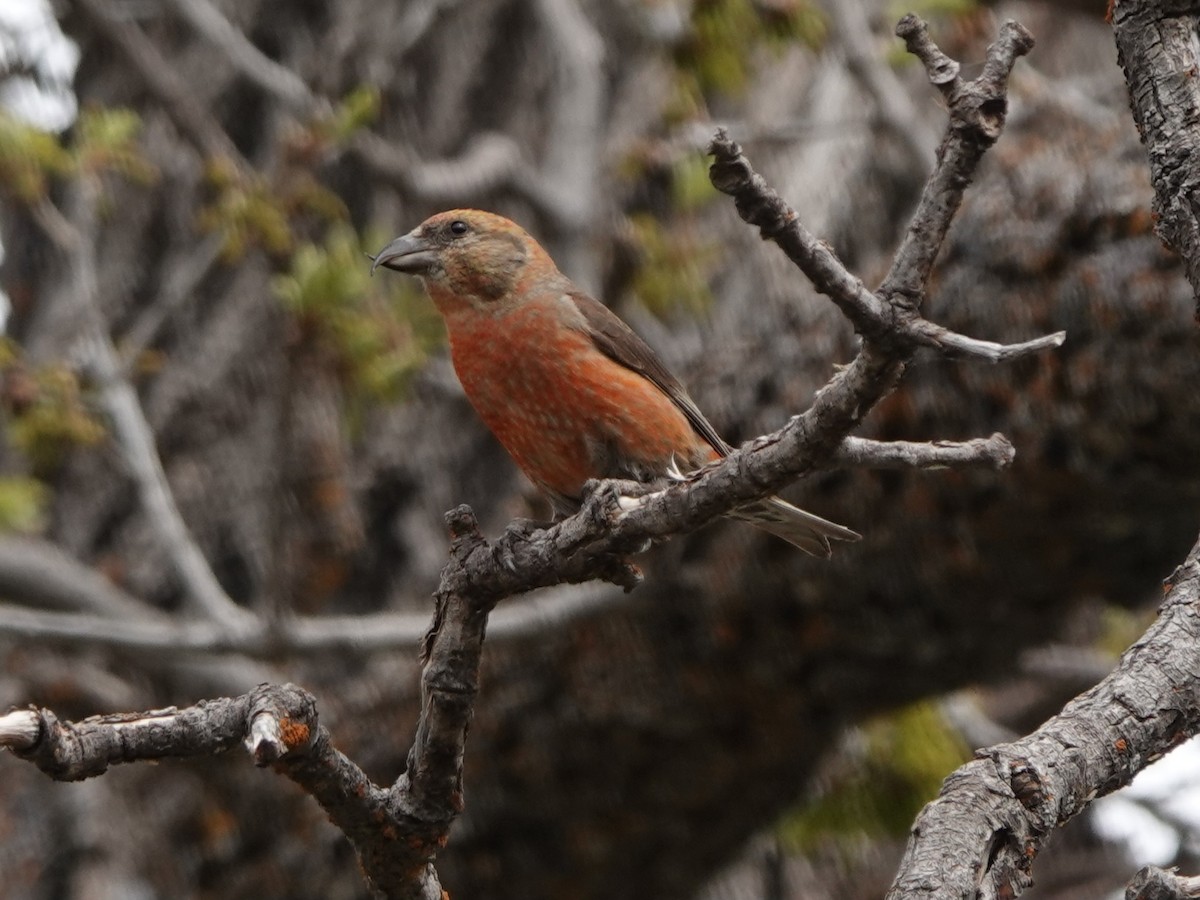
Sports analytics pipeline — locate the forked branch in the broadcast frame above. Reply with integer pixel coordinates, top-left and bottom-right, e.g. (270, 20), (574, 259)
(3, 15), (1058, 899)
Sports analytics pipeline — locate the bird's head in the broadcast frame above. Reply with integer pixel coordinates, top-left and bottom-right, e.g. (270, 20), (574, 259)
(371, 209), (558, 311)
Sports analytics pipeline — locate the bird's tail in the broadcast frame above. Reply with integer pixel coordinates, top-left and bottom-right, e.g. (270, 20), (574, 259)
(731, 496), (861, 557)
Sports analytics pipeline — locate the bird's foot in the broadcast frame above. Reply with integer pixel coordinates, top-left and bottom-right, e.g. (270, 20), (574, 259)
(503, 516), (547, 540)
(491, 516), (547, 574)
(581, 479), (652, 543)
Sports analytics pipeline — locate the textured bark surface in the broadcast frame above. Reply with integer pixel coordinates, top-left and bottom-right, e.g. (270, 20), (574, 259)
(0, 1), (1197, 898)
(1113, 0), (1200, 316)
(886, 538), (1200, 899)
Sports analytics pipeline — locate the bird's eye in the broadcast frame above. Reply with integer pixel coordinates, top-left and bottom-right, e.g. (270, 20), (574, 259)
(448, 220), (469, 236)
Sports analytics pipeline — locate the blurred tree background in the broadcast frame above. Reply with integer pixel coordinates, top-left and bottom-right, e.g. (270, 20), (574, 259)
(0, 0), (1197, 897)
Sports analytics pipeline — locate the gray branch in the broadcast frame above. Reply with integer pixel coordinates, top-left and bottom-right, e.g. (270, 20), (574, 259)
(1113, 0), (1200, 316)
(886, 538), (1200, 900)
(0, 582), (619, 656)
(1128, 866), (1200, 900)
(65, 180), (252, 629)
(825, 0), (939, 170)
(71, 0), (245, 165)
(883, 17), (1034, 302)
(1, 16), (1062, 900)
(0, 535), (153, 619)
(165, 0), (319, 114)
(0, 684), (442, 898)
(833, 434), (1015, 470)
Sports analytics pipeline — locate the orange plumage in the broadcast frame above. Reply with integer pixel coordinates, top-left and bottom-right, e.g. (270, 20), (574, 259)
(372, 209), (859, 556)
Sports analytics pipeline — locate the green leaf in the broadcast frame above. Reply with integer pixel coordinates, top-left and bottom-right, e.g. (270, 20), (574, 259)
(0, 110), (74, 202)
(0, 477), (48, 533)
(272, 224), (444, 413)
(777, 700), (970, 848)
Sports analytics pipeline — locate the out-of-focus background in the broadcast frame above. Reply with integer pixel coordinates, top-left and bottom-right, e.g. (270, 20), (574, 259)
(1, 1), (1198, 897)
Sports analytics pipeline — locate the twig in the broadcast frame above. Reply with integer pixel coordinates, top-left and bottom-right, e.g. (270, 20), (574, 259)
(0, 683), (444, 897)
(119, 233), (225, 365)
(354, 130), (525, 202)
(71, 0), (245, 166)
(826, 0), (939, 170)
(352, 128), (592, 233)
(884, 17), (1035, 303)
(886, 537), (1200, 900)
(0, 580), (621, 656)
(833, 434), (1015, 470)
(907, 317), (1065, 362)
(0, 535), (154, 619)
(707, 131), (1061, 361)
(65, 179), (251, 629)
(1128, 866), (1200, 900)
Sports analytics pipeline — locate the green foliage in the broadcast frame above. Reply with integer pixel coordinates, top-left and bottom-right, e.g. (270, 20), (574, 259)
(628, 211), (718, 318)
(198, 158), (347, 262)
(1098, 604), (1151, 658)
(323, 85), (381, 144)
(0, 110), (74, 202)
(671, 0), (826, 115)
(777, 700), (970, 849)
(4, 360), (107, 475)
(671, 153), (718, 212)
(0, 106), (158, 204)
(0, 476), (48, 533)
(73, 106), (157, 183)
(272, 224), (443, 409)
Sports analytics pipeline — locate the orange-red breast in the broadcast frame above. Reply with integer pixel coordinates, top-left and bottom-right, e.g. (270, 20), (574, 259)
(372, 209), (859, 556)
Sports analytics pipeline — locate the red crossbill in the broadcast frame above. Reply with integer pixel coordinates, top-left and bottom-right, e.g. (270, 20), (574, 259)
(372, 209), (859, 556)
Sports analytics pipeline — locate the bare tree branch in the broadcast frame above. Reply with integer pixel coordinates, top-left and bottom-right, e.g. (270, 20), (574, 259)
(0, 14), (1061, 898)
(70, 0), (245, 165)
(164, 0), (320, 115)
(0, 582), (619, 656)
(1113, 0), (1200, 317)
(0, 540), (493, 900)
(883, 16), (1035, 303)
(64, 179), (252, 629)
(0, 535), (152, 619)
(880, 11), (1200, 895)
(706, 127), (1062, 361)
(1128, 866), (1200, 900)
(0, 682), (443, 897)
(833, 434), (1014, 470)
(824, 0), (939, 170)
(353, 130), (530, 203)
(886, 536), (1200, 900)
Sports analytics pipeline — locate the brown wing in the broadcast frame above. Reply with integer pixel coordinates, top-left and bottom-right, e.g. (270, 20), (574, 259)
(567, 291), (732, 456)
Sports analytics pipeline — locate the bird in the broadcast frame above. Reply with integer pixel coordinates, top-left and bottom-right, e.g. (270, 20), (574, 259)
(371, 209), (859, 556)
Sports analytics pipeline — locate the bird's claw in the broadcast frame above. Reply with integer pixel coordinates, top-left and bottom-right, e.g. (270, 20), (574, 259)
(503, 516), (545, 540)
(576, 480), (654, 561)
(492, 517), (546, 573)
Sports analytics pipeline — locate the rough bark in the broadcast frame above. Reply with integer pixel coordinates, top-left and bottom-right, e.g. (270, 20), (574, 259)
(0, 1), (1196, 898)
